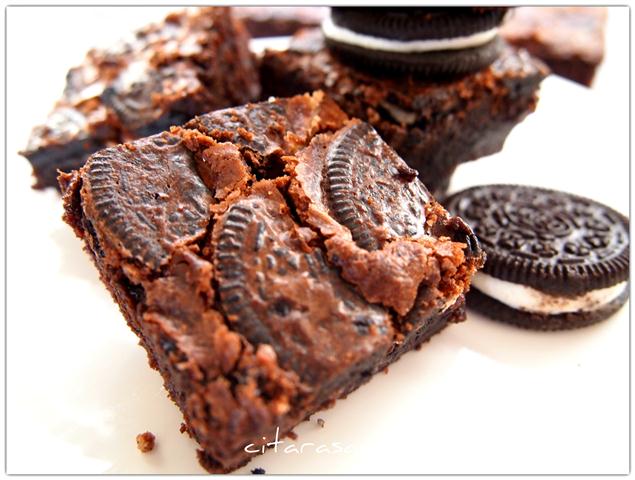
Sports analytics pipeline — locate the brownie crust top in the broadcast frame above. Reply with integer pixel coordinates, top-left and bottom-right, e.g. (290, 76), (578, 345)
(62, 91), (483, 470)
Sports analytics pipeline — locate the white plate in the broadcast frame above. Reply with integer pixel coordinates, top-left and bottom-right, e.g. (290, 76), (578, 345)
(5, 7), (629, 474)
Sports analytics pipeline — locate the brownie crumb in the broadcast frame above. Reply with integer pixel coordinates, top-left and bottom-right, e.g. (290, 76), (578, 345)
(287, 431), (298, 440)
(251, 467), (266, 474)
(179, 422), (189, 435)
(136, 431), (155, 453)
(317, 418), (325, 428)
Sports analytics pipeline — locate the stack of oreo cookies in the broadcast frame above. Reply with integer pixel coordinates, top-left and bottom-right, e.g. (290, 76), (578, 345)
(322, 7), (509, 75)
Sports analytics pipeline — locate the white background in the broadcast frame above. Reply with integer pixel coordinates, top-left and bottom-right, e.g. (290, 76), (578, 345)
(4, 6), (630, 474)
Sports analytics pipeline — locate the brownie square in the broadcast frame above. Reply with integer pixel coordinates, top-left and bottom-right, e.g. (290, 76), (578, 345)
(260, 29), (548, 197)
(500, 7), (607, 87)
(61, 91), (483, 472)
(21, 7), (260, 189)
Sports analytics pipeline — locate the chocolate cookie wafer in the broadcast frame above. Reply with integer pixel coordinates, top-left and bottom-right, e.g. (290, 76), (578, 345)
(446, 185), (630, 330)
(323, 7), (509, 75)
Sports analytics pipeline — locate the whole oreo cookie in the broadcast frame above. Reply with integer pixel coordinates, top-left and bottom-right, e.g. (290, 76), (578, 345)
(323, 7), (509, 75)
(445, 185), (630, 330)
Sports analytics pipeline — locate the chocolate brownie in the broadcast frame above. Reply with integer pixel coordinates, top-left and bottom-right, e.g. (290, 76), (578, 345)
(61, 92), (483, 472)
(500, 7), (607, 87)
(260, 28), (548, 198)
(21, 7), (260, 189)
(234, 6), (327, 38)
(446, 185), (629, 330)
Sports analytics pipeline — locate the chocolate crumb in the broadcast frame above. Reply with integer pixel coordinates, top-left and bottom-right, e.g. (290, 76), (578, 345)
(136, 431), (155, 453)
(237, 127), (255, 141)
(251, 467), (266, 474)
(179, 422), (190, 435)
(317, 418), (325, 428)
(287, 431), (298, 440)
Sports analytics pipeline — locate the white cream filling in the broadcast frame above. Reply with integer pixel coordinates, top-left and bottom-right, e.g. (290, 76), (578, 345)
(472, 273), (627, 315)
(321, 16), (499, 54)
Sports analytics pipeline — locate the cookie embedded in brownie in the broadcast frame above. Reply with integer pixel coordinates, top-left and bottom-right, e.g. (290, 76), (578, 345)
(21, 7), (260, 190)
(500, 7), (607, 87)
(260, 12), (548, 197)
(61, 91), (483, 472)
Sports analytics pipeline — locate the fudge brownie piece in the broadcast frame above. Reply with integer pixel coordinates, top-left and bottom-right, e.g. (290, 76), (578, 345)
(500, 7), (607, 87)
(260, 29), (548, 198)
(233, 6), (327, 38)
(61, 92), (483, 472)
(21, 7), (260, 189)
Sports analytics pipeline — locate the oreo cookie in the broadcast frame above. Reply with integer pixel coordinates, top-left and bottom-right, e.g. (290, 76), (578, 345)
(287, 120), (484, 321)
(82, 132), (212, 270)
(322, 7), (509, 75)
(212, 183), (393, 388)
(445, 185), (630, 330)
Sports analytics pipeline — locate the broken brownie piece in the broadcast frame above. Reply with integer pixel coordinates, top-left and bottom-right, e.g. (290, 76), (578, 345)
(21, 7), (259, 189)
(61, 91), (483, 472)
(500, 7), (607, 87)
(260, 28), (548, 197)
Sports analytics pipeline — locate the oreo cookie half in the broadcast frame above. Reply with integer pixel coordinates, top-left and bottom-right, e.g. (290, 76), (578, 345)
(288, 120), (484, 325)
(323, 7), (508, 75)
(446, 185), (630, 330)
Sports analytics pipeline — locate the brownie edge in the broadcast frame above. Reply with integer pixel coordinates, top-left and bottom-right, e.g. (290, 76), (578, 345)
(22, 7), (260, 190)
(260, 29), (548, 197)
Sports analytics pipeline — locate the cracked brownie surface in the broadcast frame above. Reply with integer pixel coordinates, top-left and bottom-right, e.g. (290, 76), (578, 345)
(22, 7), (259, 190)
(61, 91), (483, 472)
(260, 29), (548, 197)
